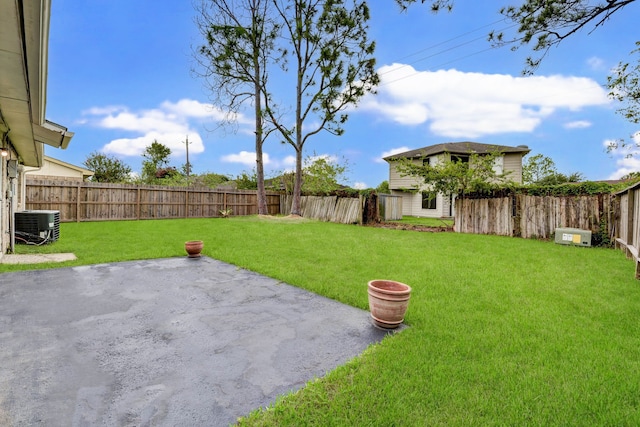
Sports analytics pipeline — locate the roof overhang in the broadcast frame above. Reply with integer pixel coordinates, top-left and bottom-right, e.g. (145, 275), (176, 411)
(34, 120), (74, 149)
(384, 142), (531, 162)
(0, 0), (72, 167)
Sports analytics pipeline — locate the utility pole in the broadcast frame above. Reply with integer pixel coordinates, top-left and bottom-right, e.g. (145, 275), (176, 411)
(184, 135), (192, 179)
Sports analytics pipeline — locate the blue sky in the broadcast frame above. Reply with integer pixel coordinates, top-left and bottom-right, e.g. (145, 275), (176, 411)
(46, 1), (640, 188)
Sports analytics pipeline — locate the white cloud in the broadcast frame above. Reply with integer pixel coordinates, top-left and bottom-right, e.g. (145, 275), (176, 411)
(605, 132), (640, 179)
(587, 56), (605, 71)
(83, 98), (252, 159)
(221, 151), (266, 167)
(220, 151), (299, 173)
(353, 181), (367, 189)
(564, 120), (592, 129)
(103, 132), (204, 158)
(359, 65), (610, 138)
(376, 146), (411, 163)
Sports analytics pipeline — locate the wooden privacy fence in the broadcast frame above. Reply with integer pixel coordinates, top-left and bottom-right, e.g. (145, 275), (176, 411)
(454, 193), (614, 241)
(279, 193), (399, 224)
(378, 194), (402, 221)
(25, 179), (281, 222)
(280, 195), (364, 224)
(614, 183), (640, 277)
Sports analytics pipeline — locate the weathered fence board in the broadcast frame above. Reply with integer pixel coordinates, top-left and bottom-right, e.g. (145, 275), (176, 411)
(280, 195), (363, 224)
(614, 184), (640, 278)
(25, 179), (280, 222)
(455, 193), (614, 240)
(378, 194), (402, 221)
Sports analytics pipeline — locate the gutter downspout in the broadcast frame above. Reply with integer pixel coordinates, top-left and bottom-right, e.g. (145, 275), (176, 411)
(9, 172), (16, 254)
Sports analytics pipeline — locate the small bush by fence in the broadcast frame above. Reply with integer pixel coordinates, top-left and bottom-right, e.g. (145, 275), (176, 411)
(25, 179), (280, 222)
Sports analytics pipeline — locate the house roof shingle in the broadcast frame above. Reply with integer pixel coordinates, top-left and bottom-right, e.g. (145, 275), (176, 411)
(383, 141), (531, 161)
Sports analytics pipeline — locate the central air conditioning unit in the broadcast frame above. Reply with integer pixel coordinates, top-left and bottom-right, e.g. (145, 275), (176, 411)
(14, 210), (61, 244)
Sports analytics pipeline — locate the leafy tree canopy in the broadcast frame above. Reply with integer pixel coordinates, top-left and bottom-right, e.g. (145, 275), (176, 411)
(142, 140), (173, 183)
(394, 150), (511, 196)
(235, 171), (258, 190)
(275, 154), (349, 195)
(192, 173), (231, 188)
(522, 153), (557, 184)
(523, 153), (584, 185)
(376, 180), (390, 194)
(301, 155), (349, 195)
(608, 41), (640, 124)
(83, 152), (132, 183)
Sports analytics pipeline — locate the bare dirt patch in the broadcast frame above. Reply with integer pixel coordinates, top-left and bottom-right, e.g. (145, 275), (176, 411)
(368, 222), (453, 233)
(257, 214), (307, 222)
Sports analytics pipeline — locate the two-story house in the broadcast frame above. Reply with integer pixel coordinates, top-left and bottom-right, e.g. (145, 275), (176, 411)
(384, 142), (530, 218)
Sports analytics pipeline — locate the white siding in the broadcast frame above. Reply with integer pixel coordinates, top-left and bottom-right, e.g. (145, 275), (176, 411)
(388, 160), (423, 190)
(388, 154), (446, 191)
(390, 190), (452, 218)
(504, 153), (524, 183)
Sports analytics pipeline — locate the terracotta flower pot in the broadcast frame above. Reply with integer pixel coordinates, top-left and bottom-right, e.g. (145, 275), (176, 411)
(185, 240), (204, 258)
(367, 279), (411, 329)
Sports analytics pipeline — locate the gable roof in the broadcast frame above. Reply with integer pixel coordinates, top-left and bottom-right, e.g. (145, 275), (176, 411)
(44, 156), (94, 177)
(384, 141), (530, 161)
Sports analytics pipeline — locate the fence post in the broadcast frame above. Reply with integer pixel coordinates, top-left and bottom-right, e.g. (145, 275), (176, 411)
(185, 188), (189, 219)
(627, 190), (635, 247)
(76, 183), (81, 223)
(512, 195), (521, 237)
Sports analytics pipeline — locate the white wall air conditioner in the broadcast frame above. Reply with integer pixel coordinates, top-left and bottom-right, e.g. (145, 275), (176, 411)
(14, 210), (60, 243)
(554, 227), (592, 247)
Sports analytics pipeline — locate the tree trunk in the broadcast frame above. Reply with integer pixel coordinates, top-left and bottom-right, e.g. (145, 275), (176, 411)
(290, 147), (303, 216)
(254, 57), (268, 215)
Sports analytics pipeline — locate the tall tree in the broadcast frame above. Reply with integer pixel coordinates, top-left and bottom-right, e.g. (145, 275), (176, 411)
(266, 0), (379, 215)
(522, 153), (557, 185)
(302, 154), (349, 195)
(83, 152), (132, 183)
(194, 0), (281, 215)
(142, 140), (172, 183)
(523, 153), (585, 184)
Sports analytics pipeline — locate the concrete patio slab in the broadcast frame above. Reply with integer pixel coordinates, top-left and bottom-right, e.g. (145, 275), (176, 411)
(1, 253), (77, 264)
(0, 257), (394, 426)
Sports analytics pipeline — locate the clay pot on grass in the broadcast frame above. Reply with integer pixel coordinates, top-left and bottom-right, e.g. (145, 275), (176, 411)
(367, 279), (411, 329)
(185, 240), (204, 258)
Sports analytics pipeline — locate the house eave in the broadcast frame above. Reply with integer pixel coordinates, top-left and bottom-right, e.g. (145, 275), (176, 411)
(0, 0), (72, 167)
(384, 142), (531, 162)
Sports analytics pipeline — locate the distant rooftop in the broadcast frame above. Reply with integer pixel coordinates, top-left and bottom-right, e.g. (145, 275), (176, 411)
(384, 141), (531, 160)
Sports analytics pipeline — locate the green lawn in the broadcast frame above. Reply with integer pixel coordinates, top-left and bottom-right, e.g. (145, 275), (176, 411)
(4, 216), (640, 425)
